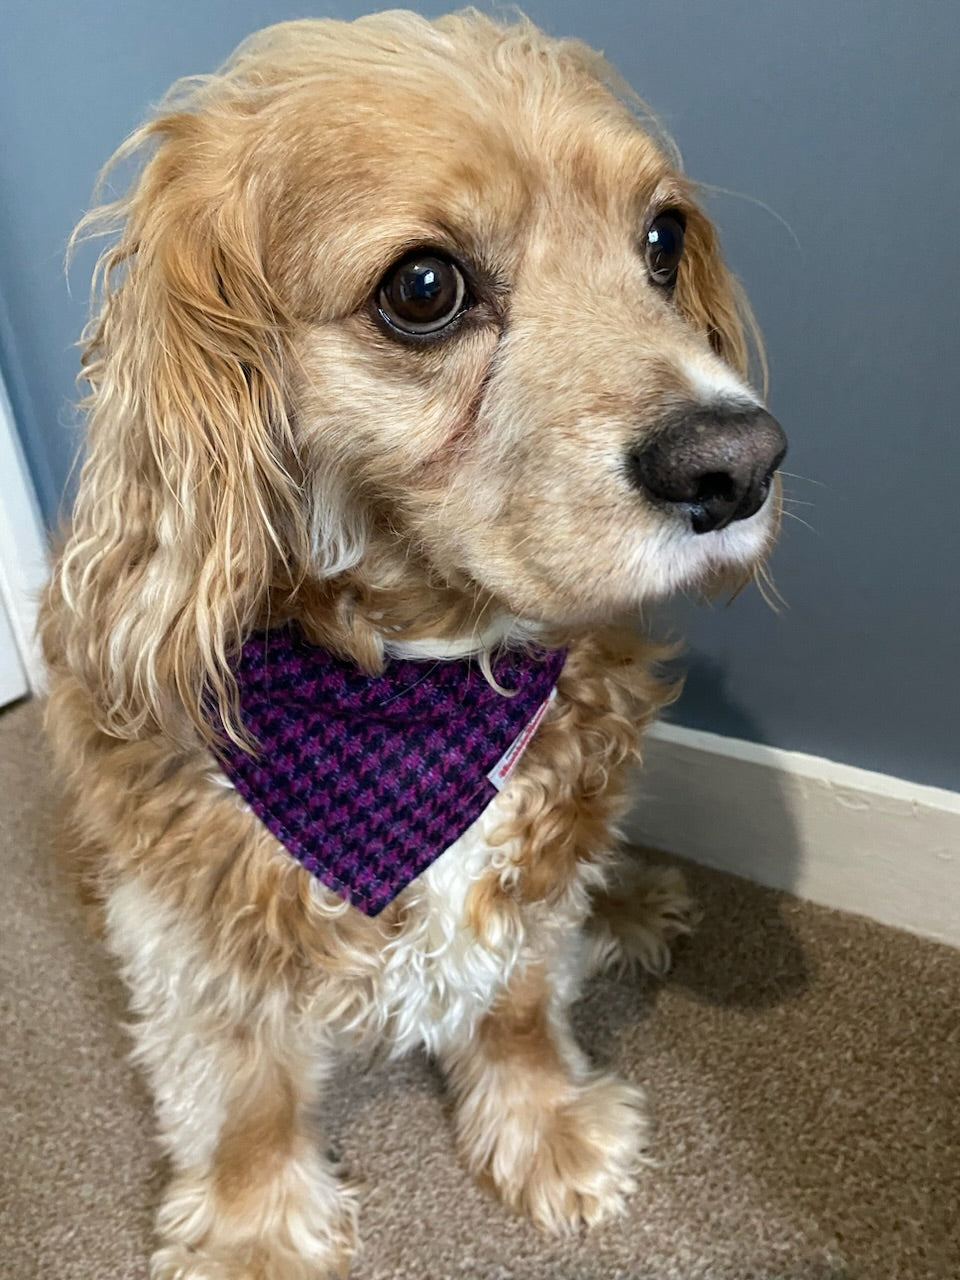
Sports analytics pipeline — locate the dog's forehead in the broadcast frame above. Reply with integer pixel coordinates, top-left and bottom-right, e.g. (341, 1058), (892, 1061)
(270, 63), (678, 315)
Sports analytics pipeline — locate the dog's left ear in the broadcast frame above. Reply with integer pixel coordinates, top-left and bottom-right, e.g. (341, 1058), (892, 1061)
(674, 205), (765, 389)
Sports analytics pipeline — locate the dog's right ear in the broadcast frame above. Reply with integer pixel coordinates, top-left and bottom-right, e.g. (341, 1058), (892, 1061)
(674, 202), (768, 395)
(46, 108), (320, 748)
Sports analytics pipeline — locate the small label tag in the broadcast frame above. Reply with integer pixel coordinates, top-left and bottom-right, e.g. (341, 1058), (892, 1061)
(487, 687), (557, 792)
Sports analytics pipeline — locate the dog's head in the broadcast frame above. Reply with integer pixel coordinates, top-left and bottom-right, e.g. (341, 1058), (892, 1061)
(56, 10), (785, 741)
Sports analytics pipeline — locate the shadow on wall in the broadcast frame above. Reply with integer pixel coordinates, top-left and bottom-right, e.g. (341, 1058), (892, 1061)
(626, 647), (811, 1011)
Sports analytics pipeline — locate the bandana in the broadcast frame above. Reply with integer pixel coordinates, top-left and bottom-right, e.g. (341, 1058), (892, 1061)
(215, 626), (566, 915)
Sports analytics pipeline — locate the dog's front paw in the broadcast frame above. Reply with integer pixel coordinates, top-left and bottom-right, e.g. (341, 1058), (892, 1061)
(151, 1165), (359, 1280)
(151, 1247), (236, 1280)
(151, 1241), (352, 1280)
(478, 1074), (651, 1234)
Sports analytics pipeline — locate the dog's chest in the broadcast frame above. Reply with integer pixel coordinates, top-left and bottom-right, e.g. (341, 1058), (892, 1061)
(366, 792), (527, 1056)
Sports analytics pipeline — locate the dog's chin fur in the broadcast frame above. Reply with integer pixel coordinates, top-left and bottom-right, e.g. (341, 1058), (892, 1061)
(40, 10), (780, 1276)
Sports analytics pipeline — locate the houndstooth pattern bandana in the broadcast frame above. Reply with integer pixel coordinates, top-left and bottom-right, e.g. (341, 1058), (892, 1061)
(215, 626), (566, 915)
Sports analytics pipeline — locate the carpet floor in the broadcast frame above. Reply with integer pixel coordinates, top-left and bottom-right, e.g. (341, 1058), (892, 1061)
(2, 696), (957, 1280)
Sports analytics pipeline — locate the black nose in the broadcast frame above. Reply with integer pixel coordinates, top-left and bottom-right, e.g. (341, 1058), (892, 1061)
(627, 405), (787, 534)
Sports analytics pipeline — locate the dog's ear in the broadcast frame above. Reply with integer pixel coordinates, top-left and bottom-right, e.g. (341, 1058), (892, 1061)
(674, 204), (766, 392)
(51, 110), (312, 747)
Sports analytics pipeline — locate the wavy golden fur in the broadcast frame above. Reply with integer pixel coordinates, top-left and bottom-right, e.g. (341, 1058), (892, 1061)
(40, 10), (782, 1277)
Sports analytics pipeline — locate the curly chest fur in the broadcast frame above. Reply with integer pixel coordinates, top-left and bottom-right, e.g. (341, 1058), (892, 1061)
(368, 790), (552, 1056)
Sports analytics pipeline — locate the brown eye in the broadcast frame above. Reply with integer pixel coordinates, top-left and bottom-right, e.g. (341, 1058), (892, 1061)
(377, 252), (469, 336)
(645, 211), (686, 287)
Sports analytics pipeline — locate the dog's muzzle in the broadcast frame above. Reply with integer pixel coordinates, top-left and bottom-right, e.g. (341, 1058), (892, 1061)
(626, 404), (788, 534)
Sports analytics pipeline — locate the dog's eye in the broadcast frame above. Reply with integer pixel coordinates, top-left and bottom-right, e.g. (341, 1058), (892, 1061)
(377, 252), (469, 336)
(645, 211), (686, 288)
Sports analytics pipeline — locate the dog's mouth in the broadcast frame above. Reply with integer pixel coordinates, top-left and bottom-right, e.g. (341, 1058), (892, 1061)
(628, 478), (783, 606)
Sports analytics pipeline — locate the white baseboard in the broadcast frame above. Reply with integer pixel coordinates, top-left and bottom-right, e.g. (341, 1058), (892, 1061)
(0, 368), (49, 697)
(625, 722), (960, 948)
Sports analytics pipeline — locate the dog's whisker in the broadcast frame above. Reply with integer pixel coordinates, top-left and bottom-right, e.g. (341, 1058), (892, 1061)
(752, 561), (787, 613)
(780, 510), (818, 534)
(696, 182), (803, 255)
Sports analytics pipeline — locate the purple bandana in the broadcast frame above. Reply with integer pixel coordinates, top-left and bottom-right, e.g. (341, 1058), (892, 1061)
(216, 627), (566, 915)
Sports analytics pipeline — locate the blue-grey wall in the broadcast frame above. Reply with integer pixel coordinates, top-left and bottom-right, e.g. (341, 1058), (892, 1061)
(2, 1), (958, 789)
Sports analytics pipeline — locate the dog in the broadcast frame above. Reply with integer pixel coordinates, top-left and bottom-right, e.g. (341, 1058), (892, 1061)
(40, 10), (786, 1278)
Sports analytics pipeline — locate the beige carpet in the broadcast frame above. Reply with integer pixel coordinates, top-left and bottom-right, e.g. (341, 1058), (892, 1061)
(2, 696), (957, 1280)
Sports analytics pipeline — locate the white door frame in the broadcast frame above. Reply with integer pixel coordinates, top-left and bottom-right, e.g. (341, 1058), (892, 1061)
(0, 368), (49, 695)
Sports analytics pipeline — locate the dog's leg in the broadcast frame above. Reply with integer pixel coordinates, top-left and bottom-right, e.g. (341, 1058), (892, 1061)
(439, 959), (650, 1233)
(585, 859), (700, 977)
(150, 1052), (358, 1280)
(107, 880), (358, 1280)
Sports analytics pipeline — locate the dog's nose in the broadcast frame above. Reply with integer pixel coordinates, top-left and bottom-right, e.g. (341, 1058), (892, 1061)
(627, 405), (787, 534)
